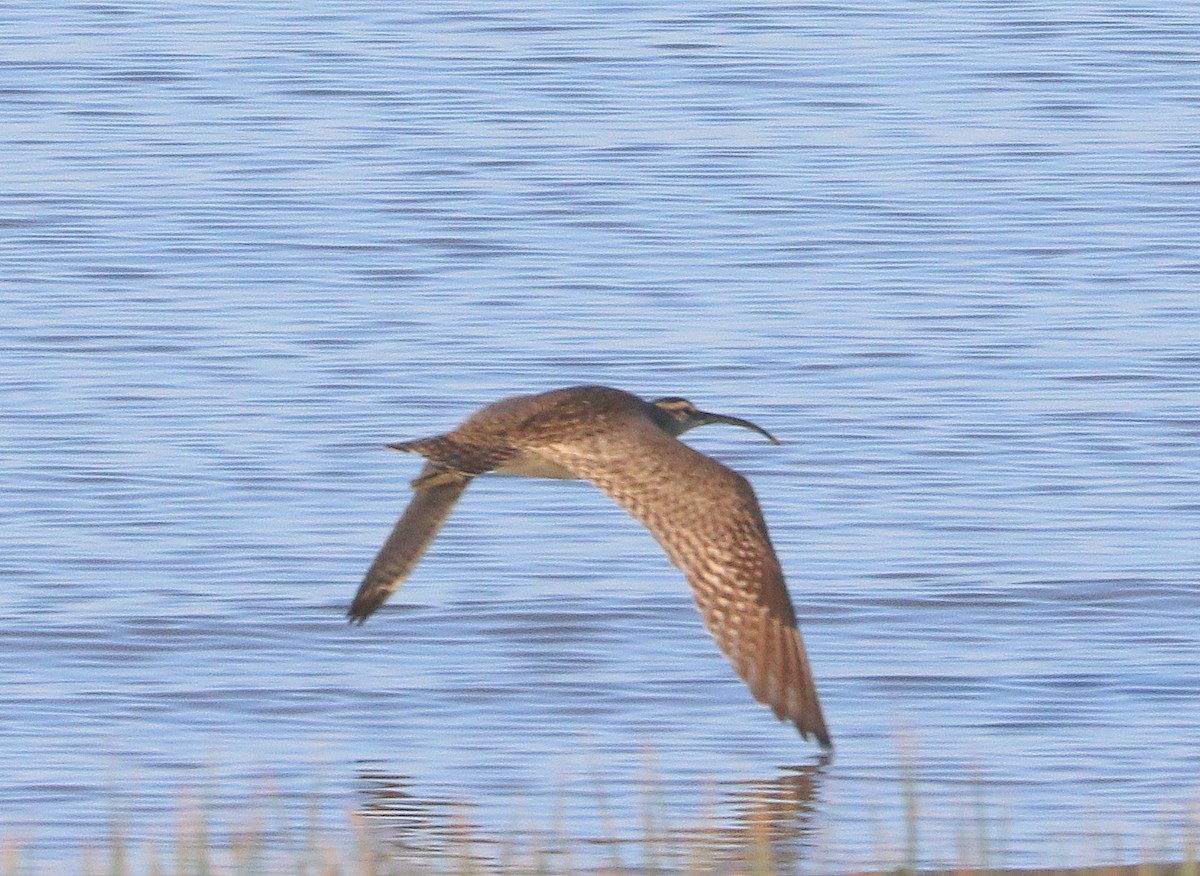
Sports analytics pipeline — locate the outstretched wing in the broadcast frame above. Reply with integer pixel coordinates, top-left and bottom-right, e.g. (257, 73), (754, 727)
(539, 418), (831, 748)
(348, 462), (472, 624)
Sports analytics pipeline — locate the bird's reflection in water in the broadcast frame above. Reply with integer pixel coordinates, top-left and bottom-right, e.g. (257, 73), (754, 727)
(353, 756), (828, 872)
(691, 760), (828, 873)
(354, 767), (476, 859)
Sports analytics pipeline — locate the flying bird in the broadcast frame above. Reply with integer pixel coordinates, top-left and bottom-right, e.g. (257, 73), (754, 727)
(348, 385), (830, 748)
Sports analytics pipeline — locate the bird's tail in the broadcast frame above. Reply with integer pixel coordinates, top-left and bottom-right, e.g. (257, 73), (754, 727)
(388, 434), (517, 476)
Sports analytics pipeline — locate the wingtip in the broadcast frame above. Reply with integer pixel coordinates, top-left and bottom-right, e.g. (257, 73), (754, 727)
(797, 725), (833, 751)
(801, 722), (833, 751)
(346, 601), (378, 625)
(346, 594), (382, 625)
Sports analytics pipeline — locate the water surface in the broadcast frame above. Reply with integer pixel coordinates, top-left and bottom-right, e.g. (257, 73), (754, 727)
(2, 1), (1199, 871)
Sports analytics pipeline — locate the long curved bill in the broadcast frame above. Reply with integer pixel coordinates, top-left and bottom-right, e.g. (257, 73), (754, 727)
(696, 410), (782, 445)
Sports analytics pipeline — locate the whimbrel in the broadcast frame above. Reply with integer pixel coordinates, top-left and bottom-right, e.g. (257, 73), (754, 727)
(348, 385), (831, 748)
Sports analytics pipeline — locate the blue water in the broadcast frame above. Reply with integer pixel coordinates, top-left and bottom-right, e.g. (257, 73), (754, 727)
(3, 1), (1199, 871)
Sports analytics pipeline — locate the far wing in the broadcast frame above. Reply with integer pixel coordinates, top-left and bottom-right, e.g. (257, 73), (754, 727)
(348, 462), (472, 624)
(539, 419), (831, 748)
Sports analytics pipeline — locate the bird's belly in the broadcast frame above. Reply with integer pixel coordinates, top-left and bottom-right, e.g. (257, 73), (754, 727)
(492, 453), (578, 479)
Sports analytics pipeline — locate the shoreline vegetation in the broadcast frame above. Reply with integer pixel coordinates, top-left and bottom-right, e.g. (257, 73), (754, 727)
(3, 791), (1196, 876)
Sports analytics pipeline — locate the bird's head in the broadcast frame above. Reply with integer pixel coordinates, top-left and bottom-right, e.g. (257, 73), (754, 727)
(648, 397), (781, 444)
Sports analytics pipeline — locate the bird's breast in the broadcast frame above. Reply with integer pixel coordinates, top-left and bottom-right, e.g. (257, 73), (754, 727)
(490, 452), (579, 480)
